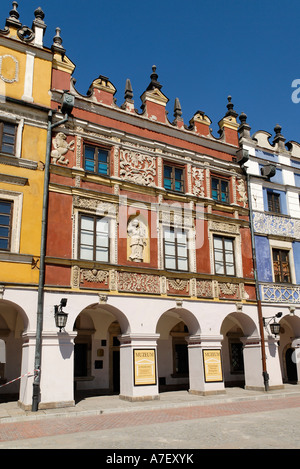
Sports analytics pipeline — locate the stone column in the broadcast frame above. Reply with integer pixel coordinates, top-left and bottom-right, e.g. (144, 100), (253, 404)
(187, 334), (225, 396)
(119, 333), (160, 401)
(241, 336), (265, 390)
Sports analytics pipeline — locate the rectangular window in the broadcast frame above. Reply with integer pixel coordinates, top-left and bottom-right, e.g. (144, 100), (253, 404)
(272, 249), (291, 283)
(164, 227), (188, 271)
(84, 145), (109, 176)
(164, 165), (184, 192)
(213, 235), (235, 276)
(0, 200), (13, 251)
(267, 191), (281, 213)
(211, 177), (229, 203)
(79, 215), (109, 262)
(0, 122), (16, 155)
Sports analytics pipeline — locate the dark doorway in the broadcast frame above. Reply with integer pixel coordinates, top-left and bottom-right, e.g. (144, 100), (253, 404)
(286, 348), (298, 383)
(74, 343), (88, 377)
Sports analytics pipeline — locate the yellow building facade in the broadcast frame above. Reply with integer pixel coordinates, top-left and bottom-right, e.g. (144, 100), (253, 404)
(0, 3), (52, 402)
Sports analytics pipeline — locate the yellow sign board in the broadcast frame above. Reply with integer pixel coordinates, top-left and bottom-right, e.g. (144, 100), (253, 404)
(134, 349), (156, 386)
(203, 349), (223, 383)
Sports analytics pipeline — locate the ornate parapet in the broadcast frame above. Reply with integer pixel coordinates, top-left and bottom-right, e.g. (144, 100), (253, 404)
(260, 283), (300, 303)
(253, 211), (300, 239)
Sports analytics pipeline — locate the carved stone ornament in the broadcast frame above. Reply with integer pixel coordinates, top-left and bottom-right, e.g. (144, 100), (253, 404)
(236, 179), (248, 207)
(119, 150), (156, 186)
(127, 218), (147, 262)
(219, 283), (238, 296)
(0, 55), (19, 83)
(118, 272), (160, 294)
(196, 280), (214, 298)
(167, 278), (189, 292)
(51, 132), (75, 165)
(81, 269), (109, 284)
(192, 167), (205, 197)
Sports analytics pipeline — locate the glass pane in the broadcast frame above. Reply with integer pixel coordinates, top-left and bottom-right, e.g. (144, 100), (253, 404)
(98, 162), (108, 175)
(226, 264), (235, 276)
(84, 147), (95, 171)
(215, 262), (224, 275)
(177, 257), (188, 271)
(164, 166), (172, 178)
(177, 231), (187, 243)
(214, 237), (223, 249)
(0, 227), (9, 237)
(98, 149), (108, 162)
(177, 245), (187, 257)
(3, 123), (15, 135)
(2, 134), (15, 145)
(0, 214), (10, 225)
(96, 235), (109, 248)
(164, 229), (175, 241)
(165, 256), (176, 270)
(96, 247), (109, 262)
(224, 239), (233, 251)
(0, 238), (8, 250)
(81, 216), (93, 230)
(96, 218), (109, 232)
(0, 202), (11, 214)
(1, 144), (14, 154)
(164, 242), (175, 256)
(175, 168), (183, 180)
(81, 232), (93, 246)
(80, 246), (93, 260)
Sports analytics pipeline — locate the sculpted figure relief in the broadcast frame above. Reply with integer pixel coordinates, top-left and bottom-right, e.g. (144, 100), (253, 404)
(51, 132), (75, 165)
(127, 218), (147, 262)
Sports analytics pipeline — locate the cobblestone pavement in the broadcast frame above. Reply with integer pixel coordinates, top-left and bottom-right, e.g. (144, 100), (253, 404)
(0, 394), (300, 449)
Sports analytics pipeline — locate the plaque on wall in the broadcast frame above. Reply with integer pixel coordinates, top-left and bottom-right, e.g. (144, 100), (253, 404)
(133, 349), (156, 386)
(203, 349), (223, 383)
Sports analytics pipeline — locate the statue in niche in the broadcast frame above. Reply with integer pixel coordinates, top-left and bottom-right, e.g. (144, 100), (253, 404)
(127, 217), (147, 262)
(51, 132), (75, 165)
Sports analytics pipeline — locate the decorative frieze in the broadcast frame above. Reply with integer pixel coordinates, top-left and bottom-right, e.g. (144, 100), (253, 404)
(81, 269), (109, 284)
(119, 150), (156, 187)
(253, 212), (300, 239)
(51, 132), (75, 165)
(196, 280), (214, 298)
(167, 278), (189, 295)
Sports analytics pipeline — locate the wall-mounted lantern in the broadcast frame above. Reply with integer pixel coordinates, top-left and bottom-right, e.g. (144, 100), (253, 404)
(54, 298), (68, 332)
(263, 312), (282, 337)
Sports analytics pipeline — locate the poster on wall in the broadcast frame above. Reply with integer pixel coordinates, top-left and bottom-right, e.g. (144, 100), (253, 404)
(133, 349), (156, 386)
(203, 349), (223, 383)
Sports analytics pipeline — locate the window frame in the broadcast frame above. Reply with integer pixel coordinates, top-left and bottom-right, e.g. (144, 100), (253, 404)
(163, 163), (185, 193)
(272, 248), (291, 283)
(213, 235), (236, 277)
(211, 176), (230, 204)
(83, 143), (110, 176)
(163, 226), (189, 272)
(267, 190), (281, 213)
(0, 121), (17, 156)
(0, 199), (13, 251)
(78, 213), (110, 263)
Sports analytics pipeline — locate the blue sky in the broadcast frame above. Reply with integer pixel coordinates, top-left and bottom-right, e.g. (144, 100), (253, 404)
(1, 0), (300, 145)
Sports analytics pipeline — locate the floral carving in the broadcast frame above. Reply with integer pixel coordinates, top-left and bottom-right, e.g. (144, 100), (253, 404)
(118, 272), (160, 294)
(196, 280), (214, 297)
(119, 150), (156, 186)
(192, 167), (205, 197)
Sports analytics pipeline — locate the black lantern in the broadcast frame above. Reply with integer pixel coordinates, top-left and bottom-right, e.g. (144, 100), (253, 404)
(263, 312), (282, 337)
(269, 320), (281, 337)
(54, 298), (68, 332)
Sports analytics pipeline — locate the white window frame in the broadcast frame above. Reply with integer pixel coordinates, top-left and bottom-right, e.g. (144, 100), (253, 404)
(0, 190), (23, 253)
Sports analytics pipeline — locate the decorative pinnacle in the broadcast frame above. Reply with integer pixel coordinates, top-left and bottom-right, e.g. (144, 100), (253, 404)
(146, 65), (162, 91)
(124, 78), (133, 101)
(225, 95), (238, 118)
(174, 97), (182, 119)
(239, 112), (247, 125)
(9, 1), (20, 21)
(52, 27), (66, 55)
(34, 7), (45, 22)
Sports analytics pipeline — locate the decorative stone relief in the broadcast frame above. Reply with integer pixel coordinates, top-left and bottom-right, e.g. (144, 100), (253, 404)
(51, 132), (75, 165)
(81, 269), (109, 284)
(0, 55), (19, 83)
(218, 282), (239, 296)
(73, 195), (116, 215)
(119, 150), (156, 186)
(236, 179), (248, 207)
(127, 218), (147, 262)
(253, 212), (300, 239)
(208, 220), (240, 235)
(196, 280), (214, 298)
(118, 272), (160, 294)
(192, 167), (205, 197)
(167, 278), (189, 293)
